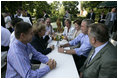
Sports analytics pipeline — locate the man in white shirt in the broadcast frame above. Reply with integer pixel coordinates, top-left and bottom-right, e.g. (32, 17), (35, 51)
(19, 10), (32, 25)
(45, 18), (54, 43)
(1, 26), (11, 51)
(4, 12), (12, 29)
(1, 14), (11, 51)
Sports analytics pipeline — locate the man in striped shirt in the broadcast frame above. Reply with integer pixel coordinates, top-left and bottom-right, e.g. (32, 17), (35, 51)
(6, 22), (56, 78)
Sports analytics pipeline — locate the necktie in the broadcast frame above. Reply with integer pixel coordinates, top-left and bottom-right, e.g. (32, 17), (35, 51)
(87, 48), (95, 64)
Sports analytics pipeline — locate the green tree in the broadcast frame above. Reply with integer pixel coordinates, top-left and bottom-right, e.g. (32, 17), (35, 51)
(59, 4), (65, 17)
(50, 1), (61, 22)
(33, 1), (51, 19)
(1, 1), (51, 20)
(62, 1), (79, 20)
(1, 1), (22, 14)
(81, 1), (110, 22)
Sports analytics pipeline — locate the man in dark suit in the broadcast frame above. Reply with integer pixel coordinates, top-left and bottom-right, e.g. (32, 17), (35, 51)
(87, 9), (95, 22)
(43, 11), (49, 20)
(25, 10), (33, 25)
(80, 23), (117, 78)
(98, 12), (106, 23)
(105, 7), (117, 35)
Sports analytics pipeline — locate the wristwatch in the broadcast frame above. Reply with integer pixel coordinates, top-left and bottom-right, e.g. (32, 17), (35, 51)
(64, 50), (67, 53)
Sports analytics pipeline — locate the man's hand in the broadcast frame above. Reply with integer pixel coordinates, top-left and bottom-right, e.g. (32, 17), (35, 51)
(58, 47), (64, 53)
(46, 59), (56, 70)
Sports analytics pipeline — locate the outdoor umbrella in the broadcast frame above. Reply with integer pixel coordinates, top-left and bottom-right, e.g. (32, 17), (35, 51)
(97, 1), (117, 8)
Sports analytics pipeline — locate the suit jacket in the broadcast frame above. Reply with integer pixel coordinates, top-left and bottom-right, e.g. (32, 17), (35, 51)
(43, 14), (49, 19)
(87, 12), (95, 21)
(98, 14), (106, 23)
(80, 42), (117, 78)
(105, 12), (117, 25)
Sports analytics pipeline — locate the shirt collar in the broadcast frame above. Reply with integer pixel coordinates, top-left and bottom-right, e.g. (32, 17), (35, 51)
(95, 41), (108, 54)
(15, 39), (28, 50)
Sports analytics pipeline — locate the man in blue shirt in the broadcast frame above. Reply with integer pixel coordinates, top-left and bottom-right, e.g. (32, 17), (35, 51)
(6, 22), (56, 78)
(58, 19), (94, 73)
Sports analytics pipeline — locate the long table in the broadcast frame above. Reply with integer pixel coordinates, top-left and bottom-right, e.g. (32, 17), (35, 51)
(40, 40), (79, 78)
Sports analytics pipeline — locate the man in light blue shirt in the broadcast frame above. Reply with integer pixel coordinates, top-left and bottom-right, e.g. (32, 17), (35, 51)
(58, 19), (94, 73)
(6, 22), (56, 78)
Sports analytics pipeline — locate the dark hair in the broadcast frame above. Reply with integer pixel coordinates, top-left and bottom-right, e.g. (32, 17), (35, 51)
(65, 18), (71, 25)
(1, 14), (5, 27)
(73, 18), (82, 26)
(11, 18), (23, 28)
(15, 22), (32, 39)
(88, 23), (109, 43)
(90, 9), (93, 11)
(43, 10), (46, 13)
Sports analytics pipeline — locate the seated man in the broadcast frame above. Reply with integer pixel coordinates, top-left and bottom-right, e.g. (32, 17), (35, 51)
(58, 19), (94, 73)
(6, 22), (56, 78)
(79, 23), (117, 78)
(45, 18), (54, 43)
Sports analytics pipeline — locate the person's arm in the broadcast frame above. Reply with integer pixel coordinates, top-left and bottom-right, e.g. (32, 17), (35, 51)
(29, 43), (49, 64)
(58, 47), (76, 54)
(60, 43), (70, 48)
(44, 35), (50, 43)
(9, 53), (50, 78)
(60, 33), (83, 48)
(43, 48), (52, 55)
(74, 41), (92, 56)
(68, 33), (83, 46)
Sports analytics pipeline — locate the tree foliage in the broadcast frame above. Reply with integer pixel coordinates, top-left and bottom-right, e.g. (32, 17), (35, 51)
(81, 1), (110, 22)
(1, 1), (22, 14)
(1, 1), (51, 19)
(50, 1), (61, 22)
(81, 1), (103, 10)
(62, 1), (79, 19)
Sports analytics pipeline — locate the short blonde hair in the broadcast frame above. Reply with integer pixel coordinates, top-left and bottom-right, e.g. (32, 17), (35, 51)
(33, 22), (46, 34)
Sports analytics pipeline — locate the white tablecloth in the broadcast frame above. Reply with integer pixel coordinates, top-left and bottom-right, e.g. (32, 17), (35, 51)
(40, 40), (79, 78)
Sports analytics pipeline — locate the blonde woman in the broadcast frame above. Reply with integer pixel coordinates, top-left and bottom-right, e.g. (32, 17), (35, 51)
(31, 23), (54, 55)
